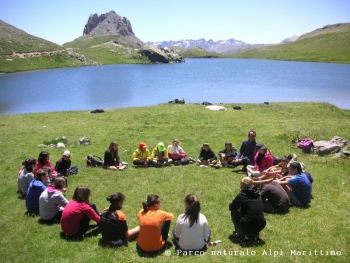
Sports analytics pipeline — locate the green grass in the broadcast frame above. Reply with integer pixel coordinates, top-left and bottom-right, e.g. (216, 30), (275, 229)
(0, 102), (349, 263)
(231, 31), (350, 63)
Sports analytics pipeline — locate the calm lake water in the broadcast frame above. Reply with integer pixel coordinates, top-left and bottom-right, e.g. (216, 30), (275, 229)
(0, 58), (350, 116)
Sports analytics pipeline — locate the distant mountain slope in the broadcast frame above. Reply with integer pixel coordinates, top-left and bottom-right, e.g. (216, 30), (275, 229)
(231, 23), (350, 63)
(148, 38), (249, 53)
(0, 20), (62, 55)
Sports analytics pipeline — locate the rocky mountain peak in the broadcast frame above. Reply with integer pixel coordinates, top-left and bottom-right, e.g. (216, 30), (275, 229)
(83, 10), (135, 37)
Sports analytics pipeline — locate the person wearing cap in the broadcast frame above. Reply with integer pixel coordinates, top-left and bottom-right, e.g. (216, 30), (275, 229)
(150, 142), (172, 167)
(103, 141), (128, 171)
(55, 150), (71, 176)
(197, 143), (217, 167)
(34, 151), (57, 175)
(132, 142), (150, 167)
(247, 144), (274, 178)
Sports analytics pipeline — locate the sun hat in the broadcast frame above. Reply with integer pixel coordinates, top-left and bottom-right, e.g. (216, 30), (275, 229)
(139, 142), (147, 149)
(157, 142), (165, 152)
(63, 150), (70, 157)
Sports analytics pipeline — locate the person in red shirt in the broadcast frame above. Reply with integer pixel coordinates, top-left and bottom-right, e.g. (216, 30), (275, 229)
(137, 194), (175, 252)
(60, 186), (100, 237)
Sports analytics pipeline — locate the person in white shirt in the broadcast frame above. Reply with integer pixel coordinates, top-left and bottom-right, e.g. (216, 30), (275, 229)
(173, 194), (211, 251)
(167, 138), (194, 165)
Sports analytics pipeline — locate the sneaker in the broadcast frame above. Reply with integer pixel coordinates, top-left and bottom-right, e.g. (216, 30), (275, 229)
(199, 165), (207, 168)
(118, 165), (127, 171)
(213, 164), (221, 169)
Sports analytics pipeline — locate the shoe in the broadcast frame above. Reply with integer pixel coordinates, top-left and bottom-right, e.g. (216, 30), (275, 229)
(227, 164), (236, 168)
(240, 167), (247, 172)
(199, 165), (207, 168)
(118, 165), (127, 171)
(213, 164), (221, 169)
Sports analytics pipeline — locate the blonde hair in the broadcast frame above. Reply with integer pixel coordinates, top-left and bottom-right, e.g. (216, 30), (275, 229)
(241, 177), (253, 188)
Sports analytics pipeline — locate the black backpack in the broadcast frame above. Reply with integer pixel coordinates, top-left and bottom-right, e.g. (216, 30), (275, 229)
(86, 155), (104, 167)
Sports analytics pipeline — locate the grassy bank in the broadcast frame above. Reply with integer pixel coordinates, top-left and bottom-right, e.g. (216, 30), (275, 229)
(0, 102), (349, 263)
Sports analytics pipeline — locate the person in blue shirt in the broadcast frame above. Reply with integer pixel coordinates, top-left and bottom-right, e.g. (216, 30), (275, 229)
(276, 162), (312, 207)
(232, 130), (258, 172)
(26, 169), (48, 215)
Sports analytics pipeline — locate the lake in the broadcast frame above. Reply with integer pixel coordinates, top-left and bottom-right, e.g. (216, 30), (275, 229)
(0, 58), (350, 116)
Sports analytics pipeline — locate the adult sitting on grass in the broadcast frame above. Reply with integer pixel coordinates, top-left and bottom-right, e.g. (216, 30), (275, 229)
(276, 162), (312, 207)
(247, 144), (274, 178)
(39, 177), (68, 223)
(19, 157), (36, 197)
(26, 169), (48, 215)
(150, 142), (172, 167)
(229, 177), (266, 241)
(103, 141), (127, 171)
(214, 141), (237, 168)
(132, 142), (150, 167)
(173, 194), (211, 253)
(100, 192), (139, 246)
(260, 181), (290, 214)
(60, 186), (100, 238)
(197, 143), (217, 167)
(34, 151), (57, 176)
(137, 194), (175, 252)
(231, 130), (258, 172)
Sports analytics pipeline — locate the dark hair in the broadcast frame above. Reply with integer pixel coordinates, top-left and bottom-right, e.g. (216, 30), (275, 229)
(107, 141), (119, 159)
(24, 157), (36, 172)
(289, 162), (302, 174)
(248, 130), (256, 136)
(107, 192), (125, 205)
(142, 194), (160, 212)
(182, 194), (200, 227)
(42, 166), (52, 174)
(52, 177), (65, 189)
(35, 169), (47, 181)
(225, 142), (232, 146)
(72, 186), (91, 203)
(38, 151), (49, 165)
(280, 156), (288, 163)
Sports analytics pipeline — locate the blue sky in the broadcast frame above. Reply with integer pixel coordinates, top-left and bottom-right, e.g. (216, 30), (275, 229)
(1, 0), (349, 45)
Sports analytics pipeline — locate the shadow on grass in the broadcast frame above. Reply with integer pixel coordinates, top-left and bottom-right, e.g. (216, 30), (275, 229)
(136, 241), (173, 257)
(59, 225), (101, 242)
(228, 234), (265, 247)
(38, 218), (60, 225)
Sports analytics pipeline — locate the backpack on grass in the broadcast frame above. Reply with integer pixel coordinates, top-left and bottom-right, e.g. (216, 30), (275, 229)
(296, 138), (314, 153)
(86, 155), (104, 167)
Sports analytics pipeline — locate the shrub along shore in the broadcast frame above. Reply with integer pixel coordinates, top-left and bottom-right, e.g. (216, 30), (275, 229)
(0, 102), (349, 263)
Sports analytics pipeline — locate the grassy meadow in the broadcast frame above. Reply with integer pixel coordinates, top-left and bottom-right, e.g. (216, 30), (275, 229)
(0, 102), (349, 263)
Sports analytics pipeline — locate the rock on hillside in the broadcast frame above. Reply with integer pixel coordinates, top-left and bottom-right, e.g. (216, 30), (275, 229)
(83, 10), (144, 46)
(140, 45), (185, 63)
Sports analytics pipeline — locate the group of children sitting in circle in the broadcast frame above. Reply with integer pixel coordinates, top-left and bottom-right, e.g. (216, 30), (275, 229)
(17, 129), (314, 252)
